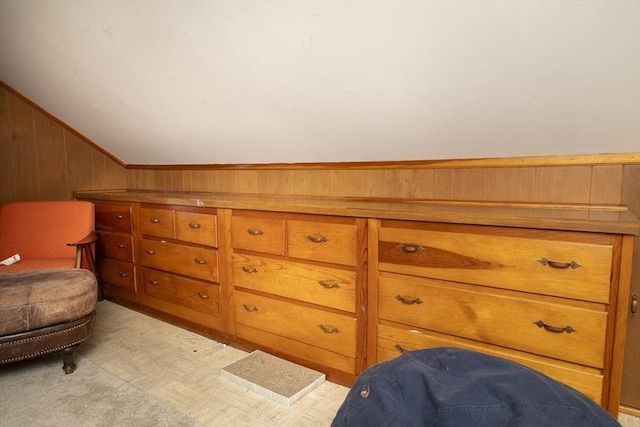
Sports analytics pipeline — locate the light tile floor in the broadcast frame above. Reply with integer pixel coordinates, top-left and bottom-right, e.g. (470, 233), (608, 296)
(81, 301), (348, 426)
(82, 301), (639, 426)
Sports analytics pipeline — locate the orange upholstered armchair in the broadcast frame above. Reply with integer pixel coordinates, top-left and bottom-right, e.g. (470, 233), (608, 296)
(0, 200), (101, 299)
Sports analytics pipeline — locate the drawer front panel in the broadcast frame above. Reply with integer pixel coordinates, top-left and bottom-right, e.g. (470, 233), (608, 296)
(234, 291), (357, 358)
(379, 227), (613, 303)
(288, 220), (357, 266)
(234, 324), (356, 375)
(98, 258), (136, 291)
(231, 215), (285, 255)
(378, 275), (607, 368)
(142, 268), (220, 317)
(95, 204), (132, 232)
(376, 323), (604, 404)
(140, 207), (174, 238)
(97, 232), (134, 262)
(140, 239), (219, 282)
(175, 211), (218, 247)
(232, 253), (356, 312)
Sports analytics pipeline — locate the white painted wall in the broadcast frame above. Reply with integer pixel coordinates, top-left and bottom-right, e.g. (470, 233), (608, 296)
(1, 0), (638, 165)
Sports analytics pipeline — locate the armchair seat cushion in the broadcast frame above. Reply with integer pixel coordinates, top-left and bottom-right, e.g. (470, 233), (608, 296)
(0, 269), (97, 336)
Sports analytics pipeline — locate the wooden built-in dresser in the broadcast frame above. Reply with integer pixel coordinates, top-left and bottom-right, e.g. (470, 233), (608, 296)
(75, 190), (639, 417)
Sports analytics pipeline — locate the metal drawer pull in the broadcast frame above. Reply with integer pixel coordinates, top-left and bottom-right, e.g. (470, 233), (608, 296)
(395, 294), (424, 305)
(197, 292), (210, 300)
(149, 279), (159, 285)
(318, 324), (340, 334)
(394, 344), (407, 353)
(150, 218), (161, 223)
(242, 304), (258, 312)
(247, 228), (264, 236)
(116, 214), (125, 219)
(242, 266), (258, 274)
(396, 243), (424, 253)
(194, 258), (207, 265)
(537, 258), (581, 269)
(118, 271), (128, 277)
(307, 235), (328, 243)
(319, 280), (340, 289)
(189, 223), (201, 229)
(116, 243), (126, 248)
(145, 249), (156, 255)
(533, 320), (576, 334)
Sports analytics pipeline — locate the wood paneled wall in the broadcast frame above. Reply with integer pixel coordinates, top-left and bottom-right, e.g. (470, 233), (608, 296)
(0, 85), (127, 205)
(2, 82), (638, 213)
(126, 163), (639, 208)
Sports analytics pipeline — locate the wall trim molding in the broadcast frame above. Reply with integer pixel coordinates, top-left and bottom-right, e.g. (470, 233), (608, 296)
(127, 152), (640, 170)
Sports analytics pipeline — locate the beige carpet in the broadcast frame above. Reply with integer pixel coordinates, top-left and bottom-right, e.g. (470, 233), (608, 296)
(0, 354), (202, 427)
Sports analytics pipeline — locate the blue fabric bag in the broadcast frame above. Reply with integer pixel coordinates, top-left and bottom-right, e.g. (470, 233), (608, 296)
(332, 347), (619, 427)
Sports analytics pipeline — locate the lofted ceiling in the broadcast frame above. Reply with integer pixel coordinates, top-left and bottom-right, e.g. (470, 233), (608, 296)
(0, 0), (639, 166)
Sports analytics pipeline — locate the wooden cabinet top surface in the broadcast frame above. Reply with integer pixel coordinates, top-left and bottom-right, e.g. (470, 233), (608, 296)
(75, 190), (640, 236)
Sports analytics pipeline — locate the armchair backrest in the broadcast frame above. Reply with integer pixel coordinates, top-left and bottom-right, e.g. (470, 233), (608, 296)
(0, 201), (95, 261)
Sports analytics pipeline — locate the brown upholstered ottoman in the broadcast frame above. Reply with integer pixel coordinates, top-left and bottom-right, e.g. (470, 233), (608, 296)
(0, 268), (97, 373)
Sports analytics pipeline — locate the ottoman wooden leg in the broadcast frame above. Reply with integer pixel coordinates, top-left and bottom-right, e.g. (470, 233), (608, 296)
(62, 345), (79, 374)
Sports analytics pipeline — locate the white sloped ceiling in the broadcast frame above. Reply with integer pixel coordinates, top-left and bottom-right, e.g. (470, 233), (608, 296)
(0, 0), (638, 165)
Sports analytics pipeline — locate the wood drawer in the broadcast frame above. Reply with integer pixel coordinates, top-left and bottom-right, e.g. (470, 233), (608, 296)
(97, 231), (134, 262)
(175, 211), (217, 247)
(140, 239), (218, 282)
(95, 204), (132, 232)
(376, 323), (604, 404)
(232, 253), (356, 312)
(288, 220), (357, 266)
(98, 258), (136, 291)
(140, 207), (174, 238)
(234, 290), (357, 358)
(142, 268), (220, 318)
(234, 323), (356, 375)
(378, 274), (607, 368)
(379, 227), (613, 303)
(231, 215), (285, 255)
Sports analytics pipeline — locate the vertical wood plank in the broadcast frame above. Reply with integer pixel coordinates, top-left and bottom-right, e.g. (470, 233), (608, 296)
(267, 169), (293, 196)
(34, 109), (68, 200)
(91, 150), (107, 192)
(330, 170), (363, 197)
(236, 170), (259, 194)
(535, 166), (592, 204)
(621, 165), (640, 216)
(404, 169), (434, 199)
(357, 169), (381, 197)
(64, 129), (94, 193)
(590, 165), (623, 205)
(7, 92), (39, 200)
(432, 169), (454, 199)
(452, 168), (486, 201)
(170, 170), (186, 191)
(0, 87), (16, 204)
(207, 170), (218, 192)
(189, 170), (210, 192)
(304, 170), (331, 196)
(104, 156), (127, 189)
(290, 170), (306, 196)
(486, 167), (536, 202)
(382, 170), (407, 198)
(216, 170), (238, 193)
